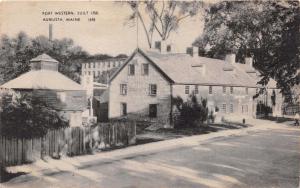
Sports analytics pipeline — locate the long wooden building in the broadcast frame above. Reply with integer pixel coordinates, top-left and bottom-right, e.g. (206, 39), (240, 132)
(1, 54), (87, 127)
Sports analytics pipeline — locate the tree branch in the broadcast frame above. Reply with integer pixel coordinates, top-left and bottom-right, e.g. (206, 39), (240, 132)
(177, 14), (190, 22)
(137, 12), (152, 48)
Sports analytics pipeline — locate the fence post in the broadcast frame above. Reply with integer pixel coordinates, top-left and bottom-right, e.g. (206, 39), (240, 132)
(41, 136), (46, 160)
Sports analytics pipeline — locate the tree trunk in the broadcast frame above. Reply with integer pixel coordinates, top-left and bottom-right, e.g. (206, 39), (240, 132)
(137, 12), (152, 49)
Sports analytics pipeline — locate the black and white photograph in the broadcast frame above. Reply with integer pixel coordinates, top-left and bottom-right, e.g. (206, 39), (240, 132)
(0, 0), (299, 187)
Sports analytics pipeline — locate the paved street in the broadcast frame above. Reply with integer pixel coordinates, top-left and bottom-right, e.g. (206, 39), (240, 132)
(2, 121), (300, 188)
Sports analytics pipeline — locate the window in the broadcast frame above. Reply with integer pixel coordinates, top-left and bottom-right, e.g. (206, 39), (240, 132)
(230, 87), (234, 94)
(149, 84), (157, 96)
(121, 103), (127, 116)
(167, 45), (171, 52)
(120, 84), (127, 95)
(88, 63), (91, 68)
(230, 104), (234, 113)
(245, 87), (249, 94)
(118, 62), (121, 66)
(209, 86), (213, 94)
(242, 105), (248, 114)
(195, 85), (199, 94)
(223, 86), (226, 94)
(222, 103), (227, 113)
(185, 85), (190, 94)
(128, 64), (135, 75)
(93, 63), (95, 68)
(93, 71), (96, 78)
(149, 104), (157, 118)
(142, 64), (149, 75)
(88, 71), (91, 75)
(113, 62), (116, 67)
(98, 71), (101, 76)
(108, 62), (110, 68)
(57, 92), (66, 103)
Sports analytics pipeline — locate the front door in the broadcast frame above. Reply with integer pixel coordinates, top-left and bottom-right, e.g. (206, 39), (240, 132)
(121, 103), (127, 116)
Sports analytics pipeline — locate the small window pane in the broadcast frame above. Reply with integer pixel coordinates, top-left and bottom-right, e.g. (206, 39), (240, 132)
(143, 64), (149, 75)
(230, 87), (234, 94)
(129, 64), (135, 75)
(120, 84), (127, 95)
(149, 84), (157, 96)
(223, 86), (226, 93)
(195, 85), (199, 94)
(209, 86), (213, 94)
(222, 103), (227, 113)
(185, 85), (190, 94)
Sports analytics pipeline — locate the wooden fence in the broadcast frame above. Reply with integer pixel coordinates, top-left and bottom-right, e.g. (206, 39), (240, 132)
(0, 121), (136, 166)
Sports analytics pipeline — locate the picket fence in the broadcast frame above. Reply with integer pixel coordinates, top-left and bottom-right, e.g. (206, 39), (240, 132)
(0, 121), (136, 166)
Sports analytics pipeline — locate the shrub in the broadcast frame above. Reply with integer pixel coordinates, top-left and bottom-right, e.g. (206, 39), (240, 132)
(173, 94), (209, 128)
(256, 101), (273, 117)
(208, 110), (215, 123)
(0, 92), (68, 138)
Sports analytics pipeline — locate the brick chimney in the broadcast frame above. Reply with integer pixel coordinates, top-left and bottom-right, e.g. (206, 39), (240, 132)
(192, 46), (199, 58)
(245, 57), (253, 67)
(186, 46), (199, 57)
(154, 41), (171, 54)
(225, 53), (236, 64)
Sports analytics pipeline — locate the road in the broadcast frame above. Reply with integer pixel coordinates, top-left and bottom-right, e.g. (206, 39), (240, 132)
(2, 123), (300, 188)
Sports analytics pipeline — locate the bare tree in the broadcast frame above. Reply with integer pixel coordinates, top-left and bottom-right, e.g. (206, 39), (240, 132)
(124, 1), (204, 48)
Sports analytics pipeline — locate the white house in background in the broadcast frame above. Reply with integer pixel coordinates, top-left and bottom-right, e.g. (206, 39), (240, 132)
(81, 57), (127, 78)
(107, 43), (283, 127)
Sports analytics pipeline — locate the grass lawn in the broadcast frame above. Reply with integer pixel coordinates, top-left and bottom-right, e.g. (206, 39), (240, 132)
(136, 121), (250, 145)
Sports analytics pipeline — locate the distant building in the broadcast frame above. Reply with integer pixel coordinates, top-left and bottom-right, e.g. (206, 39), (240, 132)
(80, 57), (127, 123)
(81, 58), (127, 78)
(0, 53), (87, 127)
(81, 74), (108, 123)
(108, 44), (283, 127)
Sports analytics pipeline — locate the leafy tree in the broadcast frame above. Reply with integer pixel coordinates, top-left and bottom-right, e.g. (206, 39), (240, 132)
(0, 32), (89, 84)
(173, 94), (208, 128)
(194, 1), (300, 99)
(124, 1), (203, 48)
(95, 67), (119, 84)
(0, 92), (68, 138)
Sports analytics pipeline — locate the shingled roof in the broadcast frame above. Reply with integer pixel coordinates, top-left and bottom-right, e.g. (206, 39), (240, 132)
(1, 54), (84, 91)
(30, 53), (59, 63)
(110, 48), (277, 89)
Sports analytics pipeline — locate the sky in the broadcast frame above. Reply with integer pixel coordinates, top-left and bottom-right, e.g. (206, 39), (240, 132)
(0, 1), (205, 56)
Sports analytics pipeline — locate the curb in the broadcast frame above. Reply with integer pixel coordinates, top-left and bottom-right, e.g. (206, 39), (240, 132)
(6, 120), (289, 178)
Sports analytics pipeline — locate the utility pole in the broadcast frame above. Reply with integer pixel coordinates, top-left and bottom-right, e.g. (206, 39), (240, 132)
(49, 24), (53, 41)
(0, 96), (4, 182)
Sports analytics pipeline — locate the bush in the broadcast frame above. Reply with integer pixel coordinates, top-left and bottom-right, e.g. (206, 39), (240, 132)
(0, 92), (68, 138)
(256, 101), (273, 117)
(173, 94), (209, 128)
(208, 110), (215, 123)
